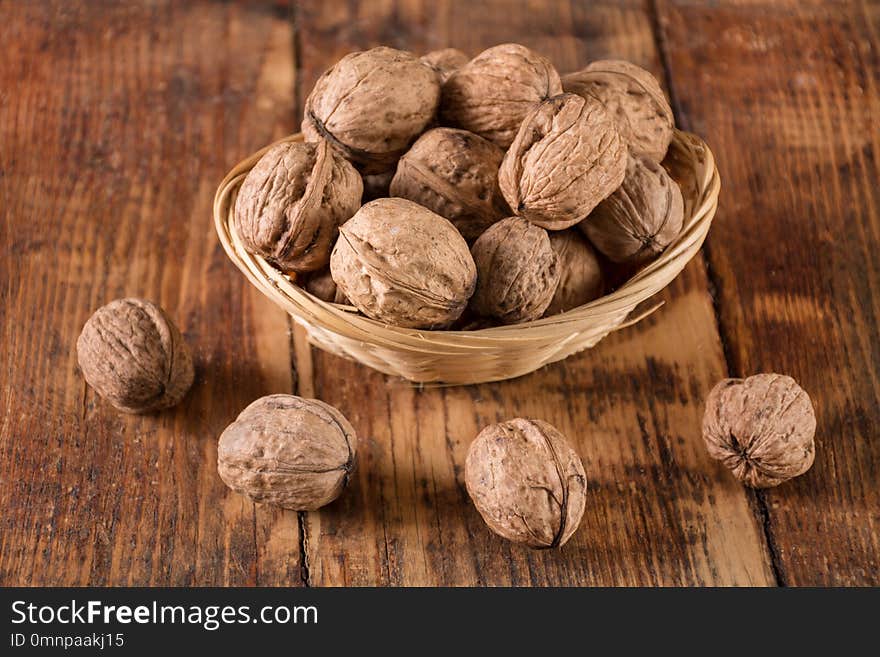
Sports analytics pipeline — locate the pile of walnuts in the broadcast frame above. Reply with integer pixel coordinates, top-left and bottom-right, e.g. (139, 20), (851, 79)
(234, 44), (685, 330)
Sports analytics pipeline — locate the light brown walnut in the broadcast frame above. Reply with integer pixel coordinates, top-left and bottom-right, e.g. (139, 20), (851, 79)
(440, 43), (562, 148)
(702, 374), (816, 488)
(302, 46), (440, 174)
(580, 153), (683, 265)
(330, 198), (477, 329)
(465, 418), (587, 549)
(390, 128), (509, 241)
(469, 216), (560, 324)
(544, 230), (604, 316)
(421, 48), (468, 83)
(563, 60), (674, 161)
(217, 394), (357, 510)
(499, 93), (626, 230)
(76, 298), (194, 414)
(234, 140), (362, 273)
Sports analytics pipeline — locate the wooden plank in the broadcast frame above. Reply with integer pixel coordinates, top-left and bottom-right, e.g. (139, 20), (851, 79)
(293, 0), (774, 585)
(0, 0), (302, 585)
(658, 0), (880, 585)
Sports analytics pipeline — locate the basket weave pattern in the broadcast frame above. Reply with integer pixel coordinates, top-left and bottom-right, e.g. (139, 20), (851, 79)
(214, 130), (719, 385)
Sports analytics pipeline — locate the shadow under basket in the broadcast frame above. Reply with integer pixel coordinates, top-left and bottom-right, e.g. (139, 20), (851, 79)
(214, 130), (720, 385)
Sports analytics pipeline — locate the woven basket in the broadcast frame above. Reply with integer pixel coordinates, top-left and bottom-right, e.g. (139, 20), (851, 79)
(214, 130), (719, 385)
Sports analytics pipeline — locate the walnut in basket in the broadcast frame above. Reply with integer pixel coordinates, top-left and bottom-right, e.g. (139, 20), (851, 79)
(563, 60), (674, 162)
(218, 394), (357, 510)
(499, 93), (627, 231)
(389, 127), (509, 241)
(301, 269), (349, 305)
(421, 48), (469, 83)
(440, 43), (562, 148)
(234, 140), (362, 274)
(470, 216), (560, 324)
(330, 198), (477, 329)
(580, 153), (684, 265)
(544, 230), (604, 316)
(465, 418), (587, 548)
(303, 46), (440, 174)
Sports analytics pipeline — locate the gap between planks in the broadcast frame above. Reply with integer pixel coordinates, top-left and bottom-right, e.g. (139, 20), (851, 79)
(649, 0), (784, 586)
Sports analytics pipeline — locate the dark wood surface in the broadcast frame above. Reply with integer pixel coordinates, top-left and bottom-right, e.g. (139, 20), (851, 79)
(1, 0), (876, 586)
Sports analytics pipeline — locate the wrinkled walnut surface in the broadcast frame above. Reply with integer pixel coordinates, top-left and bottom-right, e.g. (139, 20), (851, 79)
(440, 43), (562, 148)
(303, 46), (440, 173)
(234, 140), (362, 273)
(421, 48), (469, 83)
(580, 153), (683, 265)
(544, 230), (604, 315)
(470, 216), (560, 324)
(465, 418), (587, 548)
(330, 198), (477, 329)
(499, 93), (626, 230)
(390, 128), (509, 241)
(563, 60), (674, 161)
(76, 298), (194, 414)
(218, 394), (357, 510)
(702, 374), (816, 488)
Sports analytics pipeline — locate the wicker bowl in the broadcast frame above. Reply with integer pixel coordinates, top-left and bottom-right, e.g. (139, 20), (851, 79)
(214, 130), (719, 385)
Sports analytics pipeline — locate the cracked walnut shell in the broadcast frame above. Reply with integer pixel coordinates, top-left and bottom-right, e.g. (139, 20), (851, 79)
(234, 140), (362, 273)
(563, 60), (674, 162)
(76, 298), (194, 414)
(702, 374), (816, 489)
(440, 43), (562, 148)
(389, 128), (509, 241)
(499, 93), (627, 230)
(302, 46), (440, 174)
(469, 216), (560, 324)
(465, 418), (587, 549)
(580, 153), (684, 265)
(544, 230), (604, 316)
(218, 394), (357, 510)
(330, 198), (477, 329)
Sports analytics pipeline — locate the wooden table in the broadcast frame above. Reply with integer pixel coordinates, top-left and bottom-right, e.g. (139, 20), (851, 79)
(1, 0), (877, 586)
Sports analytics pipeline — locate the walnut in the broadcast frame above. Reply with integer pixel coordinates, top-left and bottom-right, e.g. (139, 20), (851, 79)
(301, 269), (349, 304)
(421, 48), (468, 83)
(302, 46), (440, 174)
(218, 395), (357, 510)
(330, 198), (477, 329)
(361, 169), (395, 202)
(499, 93), (626, 231)
(465, 418), (587, 548)
(234, 140), (362, 273)
(470, 216), (560, 324)
(544, 230), (604, 316)
(580, 153), (683, 265)
(562, 60), (674, 161)
(389, 128), (509, 241)
(76, 298), (194, 414)
(440, 43), (562, 148)
(702, 374), (816, 489)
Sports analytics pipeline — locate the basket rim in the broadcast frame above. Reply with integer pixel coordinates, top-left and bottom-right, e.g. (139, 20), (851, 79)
(213, 129), (720, 351)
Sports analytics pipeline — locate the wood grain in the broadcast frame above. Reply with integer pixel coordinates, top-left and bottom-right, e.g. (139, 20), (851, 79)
(293, 0), (774, 585)
(657, 0), (880, 585)
(0, 0), (302, 585)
